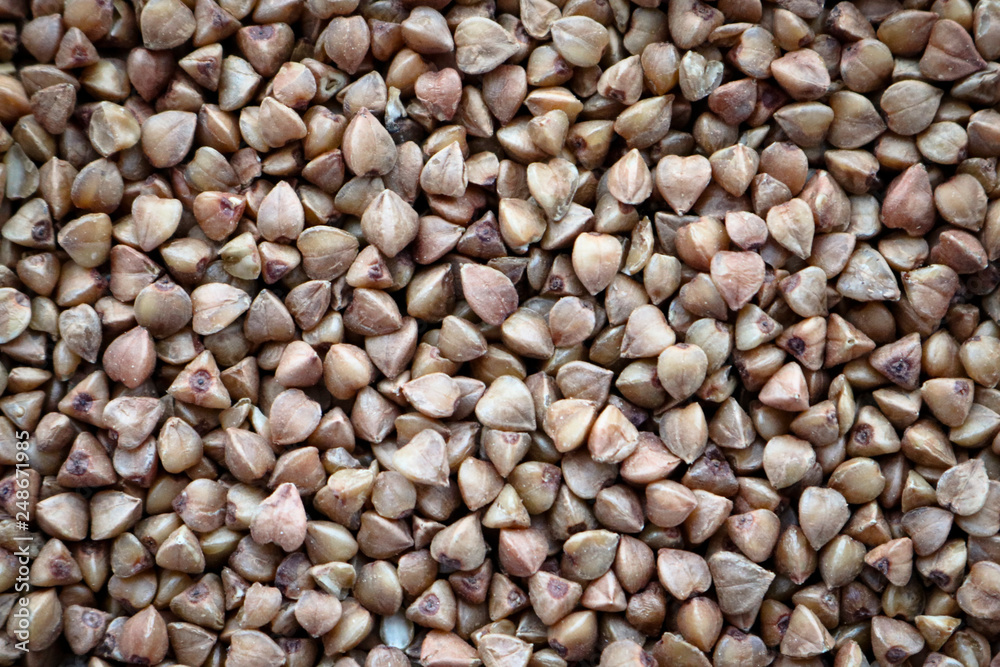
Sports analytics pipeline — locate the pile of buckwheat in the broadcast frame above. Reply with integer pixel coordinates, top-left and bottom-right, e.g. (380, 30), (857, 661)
(2, 0), (1000, 664)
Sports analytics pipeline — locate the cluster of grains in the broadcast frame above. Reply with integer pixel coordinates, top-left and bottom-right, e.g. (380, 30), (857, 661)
(3, 0), (1000, 664)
